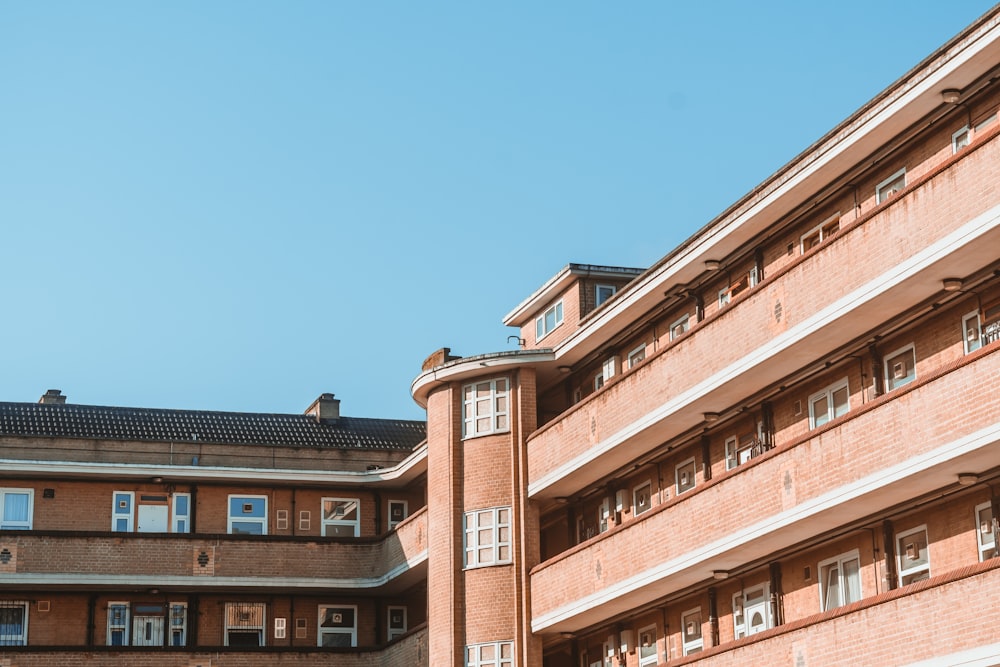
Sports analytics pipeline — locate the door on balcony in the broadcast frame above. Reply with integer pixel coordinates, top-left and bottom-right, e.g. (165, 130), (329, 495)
(137, 503), (168, 532)
(131, 605), (165, 646)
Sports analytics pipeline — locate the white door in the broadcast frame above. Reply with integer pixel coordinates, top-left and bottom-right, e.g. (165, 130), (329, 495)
(743, 586), (770, 636)
(132, 614), (162, 646)
(137, 504), (168, 532)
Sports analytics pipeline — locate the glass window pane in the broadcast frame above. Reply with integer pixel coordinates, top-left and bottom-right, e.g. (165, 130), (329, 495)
(230, 521), (263, 535)
(832, 386), (849, 417)
(843, 557), (861, 604)
(812, 396), (829, 426)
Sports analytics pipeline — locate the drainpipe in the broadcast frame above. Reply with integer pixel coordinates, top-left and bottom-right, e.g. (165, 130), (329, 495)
(990, 486), (1000, 560)
(761, 401), (775, 450)
(189, 596), (199, 645)
(882, 519), (898, 591)
(769, 562), (784, 627)
(189, 485), (198, 534)
(707, 587), (720, 648)
(86, 595), (96, 646)
(869, 344), (884, 398)
(700, 436), (712, 482)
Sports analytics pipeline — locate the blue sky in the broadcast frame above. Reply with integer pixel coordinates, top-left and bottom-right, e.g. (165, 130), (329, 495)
(1, 2), (995, 420)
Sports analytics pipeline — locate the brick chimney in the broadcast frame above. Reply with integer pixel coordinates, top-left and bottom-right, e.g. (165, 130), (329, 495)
(305, 393), (340, 423)
(39, 389), (67, 405)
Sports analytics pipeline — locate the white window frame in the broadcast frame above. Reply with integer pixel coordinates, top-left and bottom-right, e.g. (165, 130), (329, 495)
(172, 493), (191, 533)
(799, 213), (840, 254)
(317, 604), (357, 648)
(952, 125), (971, 153)
(637, 624), (658, 667)
(594, 371), (605, 391)
(602, 356), (617, 382)
(732, 582), (771, 639)
(112, 491), (135, 532)
(603, 636), (615, 667)
(884, 344), (916, 392)
(466, 640), (514, 667)
(535, 301), (564, 341)
(387, 605), (407, 641)
(169, 602), (187, 646)
(627, 344), (646, 369)
(107, 601), (130, 646)
(227, 495), (268, 535)
(598, 497), (610, 534)
(680, 607), (703, 655)
(0, 601), (29, 646)
(725, 424), (762, 470)
(225, 602), (266, 647)
(975, 502), (996, 562)
(595, 284), (617, 307)
(876, 168), (906, 204)
(462, 377), (510, 439)
(817, 550), (862, 611)
(632, 481), (653, 517)
(896, 525), (931, 586)
(321, 497), (360, 537)
(963, 310), (982, 354)
(0, 488), (34, 530)
(388, 499), (408, 530)
(675, 458), (696, 494)
(669, 314), (689, 341)
(808, 377), (850, 429)
(463, 506), (512, 568)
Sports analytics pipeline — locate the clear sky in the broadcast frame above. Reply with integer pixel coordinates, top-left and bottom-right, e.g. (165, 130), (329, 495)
(1, 2), (995, 420)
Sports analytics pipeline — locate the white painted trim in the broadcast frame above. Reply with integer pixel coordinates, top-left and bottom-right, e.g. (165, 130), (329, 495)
(528, 202), (1000, 498)
(0, 440), (427, 486)
(0, 550), (428, 590)
(902, 641), (1000, 667)
(550, 19), (1000, 364)
(530, 420), (1000, 632)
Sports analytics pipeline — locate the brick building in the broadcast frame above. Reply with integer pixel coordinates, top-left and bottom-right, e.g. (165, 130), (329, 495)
(5, 7), (1000, 667)
(0, 391), (430, 666)
(411, 7), (1000, 667)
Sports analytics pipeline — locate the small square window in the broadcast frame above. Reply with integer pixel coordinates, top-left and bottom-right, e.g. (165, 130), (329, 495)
(596, 284), (617, 307)
(952, 126), (971, 153)
(627, 345), (646, 369)
(632, 482), (652, 516)
(669, 315), (689, 341)
(675, 458), (696, 494)
(876, 168), (906, 204)
(884, 345), (916, 391)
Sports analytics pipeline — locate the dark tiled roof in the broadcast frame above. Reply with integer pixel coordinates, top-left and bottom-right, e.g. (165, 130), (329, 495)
(0, 402), (426, 451)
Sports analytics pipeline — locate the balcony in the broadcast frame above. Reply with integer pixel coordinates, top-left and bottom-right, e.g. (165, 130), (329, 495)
(529, 347), (1000, 633)
(527, 133), (1000, 500)
(0, 623), (429, 666)
(667, 564), (1000, 666)
(0, 507), (427, 595)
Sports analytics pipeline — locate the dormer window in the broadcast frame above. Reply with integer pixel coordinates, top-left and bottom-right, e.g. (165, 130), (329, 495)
(595, 284), (617, 307)
(535, 301), (564, 341)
